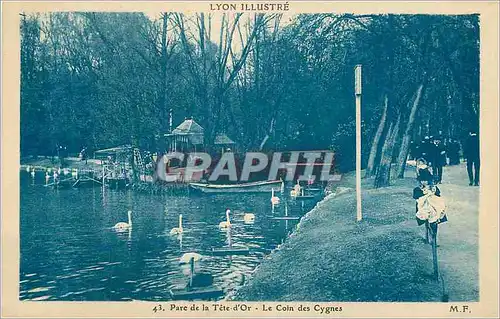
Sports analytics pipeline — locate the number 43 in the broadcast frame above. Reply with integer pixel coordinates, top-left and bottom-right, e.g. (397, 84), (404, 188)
(152, 304), (164, 313)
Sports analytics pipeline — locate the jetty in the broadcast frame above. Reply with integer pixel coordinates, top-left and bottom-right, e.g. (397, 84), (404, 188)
(170, 256), (224, 301)
(211, 246), (250, 256)
(169, 287), (224, 301)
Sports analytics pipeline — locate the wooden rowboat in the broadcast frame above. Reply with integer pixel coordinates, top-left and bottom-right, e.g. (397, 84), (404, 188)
(189, 180), (282, 193)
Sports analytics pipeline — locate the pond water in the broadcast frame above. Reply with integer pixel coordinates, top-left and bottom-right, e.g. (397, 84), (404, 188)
(20, 172), (320, 301)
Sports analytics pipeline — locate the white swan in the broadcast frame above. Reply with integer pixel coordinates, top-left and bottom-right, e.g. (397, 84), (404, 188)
(290, 181), (301, 198)
(243, 213), (255, 223)
(113, 210), (132, 231)
(170, 214), (183, 235)
(179, 252), (202, 264)
(219, 209), (231, 229)
(271, 189), (280, 205)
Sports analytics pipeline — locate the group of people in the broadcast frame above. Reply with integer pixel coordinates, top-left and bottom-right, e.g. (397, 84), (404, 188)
(53, 144), (68, 166)
(409, 129), (480, 186)
(410, 133), (452, 184)
(412, 136), (448, 239)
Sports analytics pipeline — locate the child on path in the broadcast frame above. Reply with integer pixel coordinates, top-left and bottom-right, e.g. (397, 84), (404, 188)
(413, 158), (447, 242)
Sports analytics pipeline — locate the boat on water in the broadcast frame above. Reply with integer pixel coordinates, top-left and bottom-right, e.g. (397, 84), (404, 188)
(189, 180), (282, 193)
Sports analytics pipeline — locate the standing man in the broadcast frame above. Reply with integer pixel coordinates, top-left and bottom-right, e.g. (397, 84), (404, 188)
(432, 137), (446, 184)
(57, 144), (66, 167)
(465, 130), (480, 186)
(80, 146), (88, 164)
(409, 140), (418, 160)
(447, 138), (461, 165)
(420, 136), (432, 163)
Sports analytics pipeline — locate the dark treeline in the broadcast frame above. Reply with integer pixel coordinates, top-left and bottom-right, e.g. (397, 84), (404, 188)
(21, 12), (479, 186)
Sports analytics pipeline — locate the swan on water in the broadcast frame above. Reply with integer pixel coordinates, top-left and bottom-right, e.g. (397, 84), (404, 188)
(113, 210), (132, 231)
(243, 213), (255, 223)
(170, 214), (183, 235)
(219, 209), (231, 229)
(290, 181), (301, 198)
(271, 189), (280, 205)
(179, 252), (202, 264)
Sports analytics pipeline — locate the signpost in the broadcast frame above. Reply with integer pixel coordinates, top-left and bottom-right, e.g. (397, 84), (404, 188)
(355, 65), (362, 221)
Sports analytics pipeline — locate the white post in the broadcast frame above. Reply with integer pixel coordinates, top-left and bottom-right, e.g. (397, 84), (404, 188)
(355, 64), (362, 221)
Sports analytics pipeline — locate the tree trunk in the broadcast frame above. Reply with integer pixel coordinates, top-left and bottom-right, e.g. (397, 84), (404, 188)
(374, 114), (401, 188)
(365, 95), (388, 178)
(259, 117), (275, 151)
(160, 13), (168, 132)
(396, 83), (425, 178)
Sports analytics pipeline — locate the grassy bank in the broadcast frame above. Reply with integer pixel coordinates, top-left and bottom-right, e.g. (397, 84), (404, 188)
(233, 163), (478, 302)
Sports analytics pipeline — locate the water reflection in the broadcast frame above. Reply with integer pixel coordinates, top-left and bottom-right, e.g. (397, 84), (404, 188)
(20, 172), (319, 301)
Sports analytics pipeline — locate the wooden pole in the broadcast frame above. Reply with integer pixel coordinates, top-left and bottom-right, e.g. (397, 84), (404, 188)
(432, 236), (439, 280)
(285, 202), (289, 230)
(430, 224), (439, 280)
(189, 257), (194, 289)
(355, 64), (362, 221)
(426, 222), (430, 243)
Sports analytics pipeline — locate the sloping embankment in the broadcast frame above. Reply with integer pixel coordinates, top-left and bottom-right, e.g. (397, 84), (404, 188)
(233, 166), (478, 302)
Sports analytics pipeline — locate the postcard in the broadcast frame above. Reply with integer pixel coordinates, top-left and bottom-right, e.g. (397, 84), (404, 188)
(1, 1), (498, 318)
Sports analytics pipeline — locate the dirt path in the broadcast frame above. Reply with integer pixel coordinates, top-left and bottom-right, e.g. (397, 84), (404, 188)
(233, 163), (478, 302)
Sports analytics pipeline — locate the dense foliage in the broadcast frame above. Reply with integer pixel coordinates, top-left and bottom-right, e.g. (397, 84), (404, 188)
(21, 13), (479, 177)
